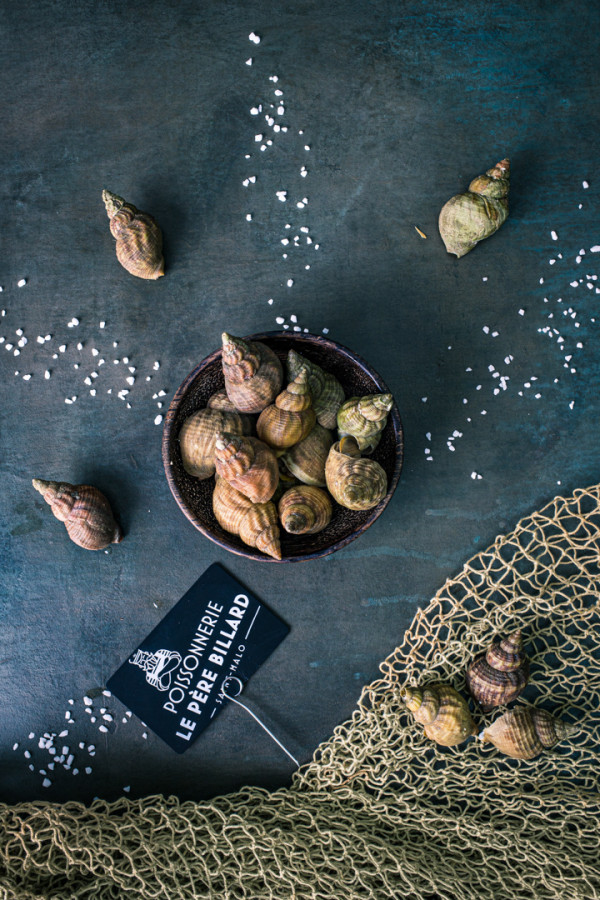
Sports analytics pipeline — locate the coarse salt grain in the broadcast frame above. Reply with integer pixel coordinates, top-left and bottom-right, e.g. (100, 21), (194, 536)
(154, 415), (163, 425)
(42, 778), (51, 788)
(17, 279), (27, 287)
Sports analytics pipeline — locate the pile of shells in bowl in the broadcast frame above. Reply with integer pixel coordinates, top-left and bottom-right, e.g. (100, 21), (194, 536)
(176, 332), (397, 561)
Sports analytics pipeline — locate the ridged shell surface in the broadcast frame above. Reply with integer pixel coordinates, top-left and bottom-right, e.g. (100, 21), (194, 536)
(103, 190), (164, 279)
(214, 433), (279, 504)
(438, 159), (510, 258)
(212, 477), (281, 560)
(482, 707), (576, 760)
(401, 683), (476, 747)
(286, 350), (344, 429)
(281, 423), (333, 486)
(221, 333), (283, 413)
(179, 407), (245, 479)
(278, 485), (332, 535)
(466, 629), (530, 711)
(337, 393), (393, 453)
(256, 370), (316, 450)
(32, 479), (122, 550)
(325, 438), (387, 510)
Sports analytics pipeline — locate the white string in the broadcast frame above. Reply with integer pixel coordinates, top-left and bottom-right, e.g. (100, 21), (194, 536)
(221, 678), (299, 767)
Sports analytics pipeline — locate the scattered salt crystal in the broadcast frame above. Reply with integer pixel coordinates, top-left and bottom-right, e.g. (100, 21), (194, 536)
(297, 202), (305, 209)
(583, 181), (589, 189)
(5, 343), (13, 351)
(276, 191), (287, 202)
(85, 767), (92, 775)
(254, 133), (263, 142)
(142, 732), (148, 739)
(304, 145), (310, 151)
(154, 415), (163, 425)
(245, 58), (253, 65)
(246, 213), (253, 221)
(275, 316), (285, 324)
(22, 374), (31, 380)
(551, 231), (558, 240)
(123, 785), (131, 792)
(126, 376), (135, 385)
(518, 309), (525, 316)
(322, 328), (329, 335)
(42, 778), (52, 788)
(98, 725), (108, 733)
(483, 326), (490, 334)
(287, 279), (294, 287)
(59, 344), (66, 352)
(153, 361), (160, 370)
(281, 238), (289, 246)
(37, 335), (45, 344)
(268, 298), (273, 305)
(17, 279), (27, 287)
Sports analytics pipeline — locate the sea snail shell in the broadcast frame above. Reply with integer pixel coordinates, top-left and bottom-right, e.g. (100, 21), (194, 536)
(438, 158), (510, 258)
(256, 368), (316, 451)
(401, 683), (476, 747)
(214, 432), (279, 505)
(466, 629), (530, 711)
(286, 349), (344, 430)
(337, 393), (394, 454)
(221, 332), (283, 414)
(325, 436), (387, 511)
(179, 407), (246, 480)
(102, 189), (164, 279)
(281, 423), (333, 487)
(278, 485), (332, 535)
(212, 477), (281, 560)
(481, 706), (577, 760)
(32, 479), (122, 550)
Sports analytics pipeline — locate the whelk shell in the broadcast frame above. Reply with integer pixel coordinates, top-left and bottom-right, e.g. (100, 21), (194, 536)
(212, 477), (281, 560)
(179, 407), (246, 479)
(102, 189), (164, 279)
(221, 333), (283, 414)
(481, 706), (577, 760)
(286, 349), (344, 429)
(466, 629), (530, 711)
(281, 423), (333, 487)
(325, 436), (387, 510)
(401, 683), (476, 747)
(278, 485), (332, 535)
(32, 479), (122, 551)
(214, 432), (279, 504)
(256, 368), (316, 450)
(438, 158), (510, 258)
(337, 393), (393, 454)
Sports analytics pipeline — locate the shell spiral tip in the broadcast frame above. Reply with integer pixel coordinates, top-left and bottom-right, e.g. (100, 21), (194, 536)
(102, 189), (124, 218)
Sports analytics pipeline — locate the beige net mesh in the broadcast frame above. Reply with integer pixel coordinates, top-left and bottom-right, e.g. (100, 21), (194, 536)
(2, 485), (600, 899)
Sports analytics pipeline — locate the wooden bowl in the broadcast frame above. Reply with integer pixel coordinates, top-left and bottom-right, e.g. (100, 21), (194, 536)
(162, 333), (403, 562)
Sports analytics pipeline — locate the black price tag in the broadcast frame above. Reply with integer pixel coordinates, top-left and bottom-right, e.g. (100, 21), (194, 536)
(107, 564), (289, 753)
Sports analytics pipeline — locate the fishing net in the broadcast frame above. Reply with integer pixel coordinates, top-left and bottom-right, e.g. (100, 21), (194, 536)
(1, 484), (599, 899)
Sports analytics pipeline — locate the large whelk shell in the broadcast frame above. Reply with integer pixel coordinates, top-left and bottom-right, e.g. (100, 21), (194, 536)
(337, 393), (394, 454)
(32, 479), (122, 551)
(482, 707), (577, 760)
(401, 683), (476, 747)
(179, 407), (246, 479)
(102, 189), (164, 279)
(256, 369), (316, 451)
(214, 432), (279, 504)
(286, 350), (344, 429)
(281, 423), (333, 487)
(438, 158), (510, 258)
(466, 629), (530, 711)
(212, 477), (281, 560)
(325, 436), (387, 511)
(221, 333), (283, 414)
(278, 485), (332, 535)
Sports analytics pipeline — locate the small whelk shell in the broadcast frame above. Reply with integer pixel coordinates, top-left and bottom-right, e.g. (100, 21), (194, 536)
(438, 158), (510, 258)
(278, 485), (332, 535)
(214, 432), (279, 504)
(256, 368), (316, 450)
(32, 479), (122, 550)
(212, 477), (281, 560)
(401, 683), (476, 747)
(466, 629), (530, 711)
(481, 707), (577, 760)
(325, 436), (387, 510)
(222, 333), (283, 413)
(337, 393), (393, 454)
(102, 189), (164, 279)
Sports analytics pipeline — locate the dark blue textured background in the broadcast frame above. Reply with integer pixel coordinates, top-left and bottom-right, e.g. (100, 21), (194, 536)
(1, 0), (599, 801)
